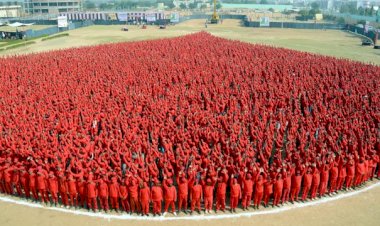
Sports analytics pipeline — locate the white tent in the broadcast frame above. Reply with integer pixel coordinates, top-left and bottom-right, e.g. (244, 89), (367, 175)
(7, 22), (34, 27)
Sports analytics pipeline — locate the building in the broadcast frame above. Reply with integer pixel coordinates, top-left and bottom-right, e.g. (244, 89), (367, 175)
(0, 5), (22, 18)
(59, 11), (166, 22)
(24, 0), (82, 14)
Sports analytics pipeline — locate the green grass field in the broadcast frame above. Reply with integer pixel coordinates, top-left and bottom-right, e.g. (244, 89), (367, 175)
(0, 20), (379, 65)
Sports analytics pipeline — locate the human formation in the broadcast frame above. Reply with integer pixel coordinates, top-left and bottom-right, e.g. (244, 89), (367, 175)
(0, 33), (379, 216)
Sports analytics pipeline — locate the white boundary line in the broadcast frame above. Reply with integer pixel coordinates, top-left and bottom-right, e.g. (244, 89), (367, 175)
(0, 180), (379, 221)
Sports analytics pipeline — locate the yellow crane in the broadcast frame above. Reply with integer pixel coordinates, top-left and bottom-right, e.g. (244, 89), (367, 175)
(210, 0), (219, 24)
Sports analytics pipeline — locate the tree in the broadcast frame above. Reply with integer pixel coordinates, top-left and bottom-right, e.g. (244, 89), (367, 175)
(180, 3), (187, 10)
(189, 2), (197, 9)
(200, 4), (207, 10)
(311, 2), (319, 10)
(99, 3), (113, 10)
(84, 1), (96, 10)
(216, 2), (222, 10)
(299, 9), (309, 17)
(166, 1), (175, 9)
(260, 0), (268, 4)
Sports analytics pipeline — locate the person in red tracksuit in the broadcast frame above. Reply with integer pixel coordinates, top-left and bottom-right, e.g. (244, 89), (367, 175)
(3, 164), (12, 195)
(20, 168), (30, 199)
(254, 170), (266, 209)
(263, 174), (274, 207)
(67, 174), (78, 207)
(58, 172), (69, 207)
(346, 157), (355, 190)
(109, 176), (120, 212)
(151, 179), (163, 216)
(301, 167), (312, 201)
(273, 170), (284, 207)
(216, 169), (229, 212)
(128, 177), (140, 213)
(230, 177), (241, 212)
(290, 165), (306, 203)
(28, 169), (38, 200)
(355, 158), (366, 187)
(241, 172), (253, 210)
(119, 179), (130, 213)
(202, 177), (216, 214)
(329, 160), (339, 194)
(176, 173), (189, 213)
(337, 158), (347, 191)
(76, 175), (87, 208)
(98, 177), (109, 212)
(48, 172), (59, 206)
(11, 168), (22, 196)
(36, 167), (49, 204)
(163, 178), (177, 215)
(190, 179), (203, 214)
(310, 164), (320, 200)
(282, 167), (292, 204)
(87, 174), (98, 211)
(139, 182), (151, 216)
(319, 163), (330, 197)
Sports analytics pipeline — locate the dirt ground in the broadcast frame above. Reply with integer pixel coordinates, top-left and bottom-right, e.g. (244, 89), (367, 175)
(0, 182), (379, 226)
(1, 19), (379, 65)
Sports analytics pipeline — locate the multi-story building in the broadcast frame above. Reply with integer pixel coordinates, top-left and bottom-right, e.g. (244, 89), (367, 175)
(0, 5), (22, 18)
(24, 0), (82, 14)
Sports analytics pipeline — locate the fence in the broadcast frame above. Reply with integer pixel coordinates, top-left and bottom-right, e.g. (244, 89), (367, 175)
(328, 12), (379, 23)
(24, 20), (94, 39)
(346, 24), (377, 42)
(244, 21), (344, 30)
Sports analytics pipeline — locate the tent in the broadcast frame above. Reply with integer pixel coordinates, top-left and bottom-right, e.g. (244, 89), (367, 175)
(7, 22), (34, 27)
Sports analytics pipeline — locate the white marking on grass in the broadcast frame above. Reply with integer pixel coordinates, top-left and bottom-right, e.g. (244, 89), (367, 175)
(0, 181), (379, 221)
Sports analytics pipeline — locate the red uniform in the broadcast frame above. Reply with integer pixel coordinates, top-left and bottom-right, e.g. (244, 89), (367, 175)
(58, 174), (69, 206)
(48, 173), (59, 205)
(128, 179), (140, 213)
(263, 177), (273, 206)
(109, 178), (120, 211)
(301, 170), (312, 201)
(36, 170), (49, 203)
(119, 182), (130, 212)
(202, 178), (216, 212)
(87, 178), (98, 211)
(254, 174), (265, 208)
(67, 175), (78, 206)
(151, 183), (163, 215)
(163, 179), (177, 213)
(329, 163), (339, 193)
(98, 179), (109, 211)
(310, 167), (320, 199)
(282, 171), (292, 204)
(139, 184), (151, 215)
(346, 160), (355, 189)
(230, 178), (241, 211)
(216, 173), (229, 211)
(191, 183), (203, 212)
(177, 176), (189, 212)
(273, 174), (284, 206)
(28, 171), (38, 200)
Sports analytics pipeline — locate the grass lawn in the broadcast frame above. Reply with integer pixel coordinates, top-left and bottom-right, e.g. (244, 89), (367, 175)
(0, 19), (379, 65)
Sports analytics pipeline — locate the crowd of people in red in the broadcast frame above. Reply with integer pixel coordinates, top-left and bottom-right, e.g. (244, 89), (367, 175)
(0, 33), (379, 216)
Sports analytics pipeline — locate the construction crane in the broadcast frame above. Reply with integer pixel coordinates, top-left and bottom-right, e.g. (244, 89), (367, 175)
(210, 0), (219, 24)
